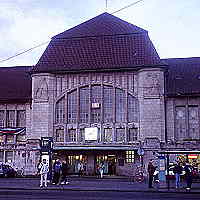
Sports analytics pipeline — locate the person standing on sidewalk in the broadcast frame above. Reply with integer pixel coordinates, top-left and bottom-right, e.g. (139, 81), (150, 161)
(184, 162), (193, 191)
(77, 161), (84, 177)
(38, 159), (49, 188)
(52, 159), (62, 185)
(61, 160), (69, 185)
(99, 162), (105, 178)
(173, 162), (183, 189)
(147, 160), (156, 188)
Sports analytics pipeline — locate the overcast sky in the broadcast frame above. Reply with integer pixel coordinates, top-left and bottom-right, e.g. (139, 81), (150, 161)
(0, 0), (199, 67)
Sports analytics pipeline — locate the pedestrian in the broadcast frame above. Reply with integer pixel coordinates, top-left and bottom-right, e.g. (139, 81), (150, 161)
(99, 162), (105, 178)
(52, 159), (62, 185)
(83, 161), (87, 176)
(36, 159), (42, 176)
(96, 163), (100, 178)
(108, 162), (113, 176)
(173, 162), (183, 189)
(38, 159), (49, 188)
(184, 162), (193, 191)
(77, 161), (84, 177)
(61, 160), (69, 185)
(147, 160), (156, 188)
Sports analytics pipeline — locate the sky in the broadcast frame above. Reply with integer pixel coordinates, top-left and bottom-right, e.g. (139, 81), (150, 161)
(0, 0), (199, 67)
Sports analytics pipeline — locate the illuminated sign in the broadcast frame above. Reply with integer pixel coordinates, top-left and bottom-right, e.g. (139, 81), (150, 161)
(92, 103), (100, 108)
(188, 154), (198, 159)
(85, 127), (98, 140)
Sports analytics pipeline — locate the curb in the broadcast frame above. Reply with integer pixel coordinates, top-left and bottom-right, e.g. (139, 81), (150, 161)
(0, 187), (200, 194)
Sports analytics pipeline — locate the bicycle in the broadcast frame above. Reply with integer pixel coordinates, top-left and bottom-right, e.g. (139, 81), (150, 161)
(134, 165), (145, 183)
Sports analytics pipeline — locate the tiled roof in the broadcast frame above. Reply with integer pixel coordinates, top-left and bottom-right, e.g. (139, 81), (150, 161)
(163, 57), (200, 97)
(33, 13), (162, 73)
(0, 66), (32, 103)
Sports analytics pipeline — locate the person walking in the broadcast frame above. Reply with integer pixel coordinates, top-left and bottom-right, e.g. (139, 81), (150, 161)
(99, 162), (105, 178)
(61, 160), (69, 185)
(38, 159), (49, 188)
(184, 162), (193, 191)
(52, 159), (62, 185)
(77, 161), (84, 177)
(108, 162), (113, 176)
(147, 160), (156, 188)
(173, 162), (183, 189)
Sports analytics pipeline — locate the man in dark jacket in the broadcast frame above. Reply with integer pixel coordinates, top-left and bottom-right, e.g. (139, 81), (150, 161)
(52, 159), (62, 185)
(184, 163), (193, 191)
(61, 160), (69, 184)
(147, 160), (156, 188)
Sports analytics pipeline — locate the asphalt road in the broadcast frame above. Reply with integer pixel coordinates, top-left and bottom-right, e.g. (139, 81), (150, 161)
(0, 190), (200, 200)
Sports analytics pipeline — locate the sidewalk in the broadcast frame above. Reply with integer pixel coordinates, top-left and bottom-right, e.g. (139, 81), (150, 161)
(0, 176), (199, 193)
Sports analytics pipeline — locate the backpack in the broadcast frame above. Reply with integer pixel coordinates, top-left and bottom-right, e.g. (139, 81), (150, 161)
(54, 163), (61, 173)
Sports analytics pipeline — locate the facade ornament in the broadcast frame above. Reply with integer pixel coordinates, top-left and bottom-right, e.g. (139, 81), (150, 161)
(143, 72), (161, 97)
(34, 78), (49, 102)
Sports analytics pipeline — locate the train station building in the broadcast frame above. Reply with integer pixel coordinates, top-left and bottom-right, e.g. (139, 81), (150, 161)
(0, 13), (200, 175)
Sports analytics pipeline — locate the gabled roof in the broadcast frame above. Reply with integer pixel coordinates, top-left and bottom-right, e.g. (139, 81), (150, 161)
(163, 57), (200, 97)
(0, 66), (32, 103)
(33, 13), (162, 73)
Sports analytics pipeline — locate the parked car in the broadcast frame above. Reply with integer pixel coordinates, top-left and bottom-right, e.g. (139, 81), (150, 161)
(0, 163), (16, 178)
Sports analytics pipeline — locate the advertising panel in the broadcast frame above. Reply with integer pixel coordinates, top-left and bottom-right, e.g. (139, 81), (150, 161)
(85, 127), (98, 141)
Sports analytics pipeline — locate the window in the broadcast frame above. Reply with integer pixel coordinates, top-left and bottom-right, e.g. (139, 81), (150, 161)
(128, 128), (138, 141)
(17, 134), (26, 142)
(5, 151), (13, 163)
(175, 106), (187, 140)
(91, 86), (101, 123)
(128, 95), (138, 122)
(116, 89), (126, 122)
(68, 129), (77, 142)
(0, 151), (3, 162)
(80, 129), (85, 142)
(17, 110), (26, 127)
(103, 86), (113, 122)
(188, 106), (199, 139)
(175, 105), (200, 140)
(55, 129), (64, 142)
(116, 128), (125, 142)
(104, 128), (113, 142)
(55, 97), (65, 124)
(6, 135), (14, 143)
(67, 90), (77, 123)
(0, 110), (5, 128)
(80, 87), (89, 123)
(7, 110), (15, 127)
(126, 151), (135, 163)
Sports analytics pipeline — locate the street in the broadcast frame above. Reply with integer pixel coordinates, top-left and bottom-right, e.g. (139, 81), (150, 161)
(0, 189), (200, 200)
(0, 177), (199, 200)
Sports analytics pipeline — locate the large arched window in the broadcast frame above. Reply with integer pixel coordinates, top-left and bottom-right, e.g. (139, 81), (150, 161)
(67, 90), (77, 123)
(55, 85), (138, 125)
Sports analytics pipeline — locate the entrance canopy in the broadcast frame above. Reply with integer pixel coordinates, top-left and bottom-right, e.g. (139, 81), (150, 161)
(0, 127), (25, 135)
(54, 145), (135, 151)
